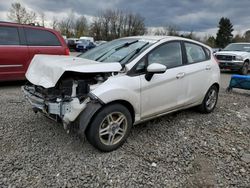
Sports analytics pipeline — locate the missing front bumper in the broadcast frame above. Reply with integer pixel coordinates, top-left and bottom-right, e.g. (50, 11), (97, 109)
(21, 86), (90, 125)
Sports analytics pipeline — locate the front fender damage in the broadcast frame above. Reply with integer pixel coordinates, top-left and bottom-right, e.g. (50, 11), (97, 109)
(22, 83), (103, 133)
(75, 99), (102, 136)
(62, 97), (89, 126)
(63, 94), (103, 132)
(22, 71), (111, 134)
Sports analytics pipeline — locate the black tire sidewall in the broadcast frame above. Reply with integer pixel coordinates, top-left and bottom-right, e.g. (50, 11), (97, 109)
(86, 103), (132, 152)
(240, 63), (249, 75)
(200, 85), (219, 113)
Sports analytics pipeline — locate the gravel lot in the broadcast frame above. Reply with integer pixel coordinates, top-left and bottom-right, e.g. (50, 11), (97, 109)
(0, 72), (249, 187)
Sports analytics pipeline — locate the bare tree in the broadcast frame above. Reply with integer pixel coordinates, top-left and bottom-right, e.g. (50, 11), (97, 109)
(75, 16), (88, 38)
(40, 12), (45, 27)
(154, 27), (168, 36)
(181, 31), (200, 41)
(166, 25), (179, 36)
(8, 2), (36, 24)
(51, 16), (58, 30)
(124, 11), (146, 36)
(89, 18), (102, 40)
(58, 12), (75, 37)
(89, 9), (146, 41)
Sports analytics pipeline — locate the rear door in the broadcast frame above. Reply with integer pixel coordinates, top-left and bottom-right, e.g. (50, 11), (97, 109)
(183, 42), (212, 103)
(0, 25), (29, 81)
(24, 28), (64, 70)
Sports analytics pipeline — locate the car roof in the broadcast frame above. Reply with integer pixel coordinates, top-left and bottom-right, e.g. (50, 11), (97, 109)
(124, 35), (173, 42)
(68, 38), (79, 40)
(0, 21), (43, 28)
(123, 35), (211, 49)
(0, 21), (58, 33)
(123, 35), (200, 42)
(230, 42), (250, 44)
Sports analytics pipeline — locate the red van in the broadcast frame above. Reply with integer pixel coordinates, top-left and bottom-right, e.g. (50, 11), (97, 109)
(0, 22), (70, 81)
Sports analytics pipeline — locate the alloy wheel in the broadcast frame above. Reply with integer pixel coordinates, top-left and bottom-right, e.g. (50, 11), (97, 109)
(99, 112), (128, 146)
(205, 89), (217, 111)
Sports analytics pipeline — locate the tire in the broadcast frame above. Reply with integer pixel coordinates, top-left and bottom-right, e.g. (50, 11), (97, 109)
(197, 85), (219, 113)
(86, 103), (132, 152)
(239, 62), (249, 75)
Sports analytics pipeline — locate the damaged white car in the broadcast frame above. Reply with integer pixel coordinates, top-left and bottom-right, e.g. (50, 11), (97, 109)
(22, 36), (220, 151)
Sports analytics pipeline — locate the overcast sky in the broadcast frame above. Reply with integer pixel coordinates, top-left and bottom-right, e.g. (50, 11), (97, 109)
(0, 0), (250, 37)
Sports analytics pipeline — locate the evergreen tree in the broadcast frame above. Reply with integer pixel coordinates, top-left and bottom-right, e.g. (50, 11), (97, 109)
(215, 17), (234, 48)
(244, 30), (250, 42)
(205, 36), (216, 48)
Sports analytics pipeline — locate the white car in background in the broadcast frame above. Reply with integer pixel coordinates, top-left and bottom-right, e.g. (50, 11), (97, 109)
(215, 43), (250, 75)
(22, 36), (220, 152)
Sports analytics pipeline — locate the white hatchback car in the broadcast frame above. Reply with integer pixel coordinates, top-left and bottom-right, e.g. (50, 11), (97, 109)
(22, 36), (220, 151)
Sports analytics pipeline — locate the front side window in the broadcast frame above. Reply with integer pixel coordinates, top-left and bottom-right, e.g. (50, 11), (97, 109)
(0, 26), (20, 45)
(185, 42), (206, 63)
(25, 28), (61, 46)
(148, 42), (182, 69)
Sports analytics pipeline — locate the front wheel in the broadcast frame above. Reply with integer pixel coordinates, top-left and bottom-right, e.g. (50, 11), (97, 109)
(86, 104), (132, 152)
(239, 62), (249, 75)
(197, 85), (219, 113)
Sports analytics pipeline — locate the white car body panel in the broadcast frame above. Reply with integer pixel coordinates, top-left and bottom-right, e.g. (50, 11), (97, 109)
(91, 74), (141, 121)
(23, 36), (220, 128)
(140, 66), (187, 118)
(215, 51), (250, 60)
(25, 55), (122, 88)
(184, 60), (213, 103)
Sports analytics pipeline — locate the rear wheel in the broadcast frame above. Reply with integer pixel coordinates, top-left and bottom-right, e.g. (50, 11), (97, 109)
(86, 104), (132, 152)
(197, 85), (218, 113)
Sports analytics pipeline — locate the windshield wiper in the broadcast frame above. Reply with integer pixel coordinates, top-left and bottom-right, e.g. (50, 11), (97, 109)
(119, 42), (150, 63)
(95, 40), (139, 61)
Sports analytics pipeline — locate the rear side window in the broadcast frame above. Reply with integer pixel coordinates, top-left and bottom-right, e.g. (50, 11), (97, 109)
(24, 28), (61, 46)
(204, 47), (211, 58)
(0, 26), (20, 45)
(185, 42), (207, 64)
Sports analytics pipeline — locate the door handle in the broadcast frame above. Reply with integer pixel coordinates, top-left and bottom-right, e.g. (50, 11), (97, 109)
(176, 72), (185, 79)
(205, 65), (211, 70)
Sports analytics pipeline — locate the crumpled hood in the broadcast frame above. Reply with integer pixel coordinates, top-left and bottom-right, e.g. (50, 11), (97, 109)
(26, 54), (122, 88)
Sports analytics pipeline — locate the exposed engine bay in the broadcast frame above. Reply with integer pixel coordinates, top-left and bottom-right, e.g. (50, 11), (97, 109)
(22, 72), (110, 128)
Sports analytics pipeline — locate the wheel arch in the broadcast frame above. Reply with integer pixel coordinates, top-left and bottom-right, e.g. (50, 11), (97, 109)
(101, 100), (135, 124)
(78, 99), (136, 136)
(212, 82), (220, 92)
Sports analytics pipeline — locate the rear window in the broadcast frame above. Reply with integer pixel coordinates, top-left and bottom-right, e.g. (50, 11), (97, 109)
(0, 26), (20, 45)
(24, 28), (61, 46)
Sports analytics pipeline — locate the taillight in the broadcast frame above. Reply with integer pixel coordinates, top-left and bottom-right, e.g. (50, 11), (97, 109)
(213, 54), (219, 64)
(65, 48), (70, 55)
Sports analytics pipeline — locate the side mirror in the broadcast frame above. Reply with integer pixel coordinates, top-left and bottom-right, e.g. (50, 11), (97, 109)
(145, 63), (167, 81)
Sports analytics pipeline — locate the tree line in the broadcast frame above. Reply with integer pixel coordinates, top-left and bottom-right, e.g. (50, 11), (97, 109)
(7, 3), (145, 41)
(6, 2), (250, 48)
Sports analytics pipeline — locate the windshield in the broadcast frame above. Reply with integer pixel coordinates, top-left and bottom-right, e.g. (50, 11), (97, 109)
(224, 43), (250, 52)
(78, 38), (152, 64)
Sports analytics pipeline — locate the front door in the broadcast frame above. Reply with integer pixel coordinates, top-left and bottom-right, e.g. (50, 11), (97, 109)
(140, 41), (188, 119)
